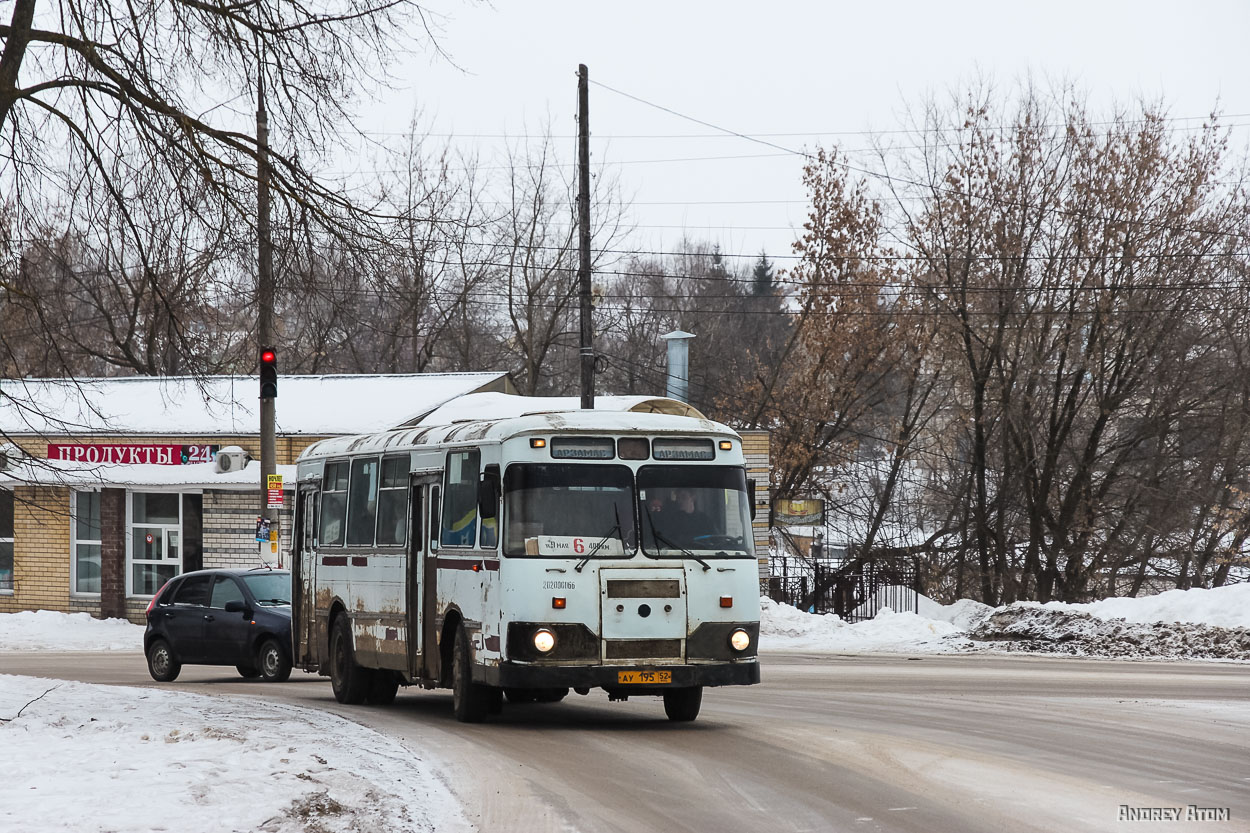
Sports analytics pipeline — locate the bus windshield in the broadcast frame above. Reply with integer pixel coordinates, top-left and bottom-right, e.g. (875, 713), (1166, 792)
(503, 464), (637, 557)
(637, 466), (755, 558)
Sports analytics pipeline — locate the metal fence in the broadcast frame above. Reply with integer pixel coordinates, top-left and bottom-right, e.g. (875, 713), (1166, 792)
(767, 558), (918, 621)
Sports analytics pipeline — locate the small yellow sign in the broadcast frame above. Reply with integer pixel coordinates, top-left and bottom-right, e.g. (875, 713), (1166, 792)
(267, 474), (284, 490)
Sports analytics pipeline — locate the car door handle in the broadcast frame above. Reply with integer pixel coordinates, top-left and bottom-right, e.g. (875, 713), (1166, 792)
(204, 614), (215, 622)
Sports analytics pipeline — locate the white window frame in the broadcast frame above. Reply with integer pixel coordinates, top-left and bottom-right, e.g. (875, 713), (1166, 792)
(126, 489), (185, 598)
(70, 489), (103, 597)
(0, 488), (13, 594)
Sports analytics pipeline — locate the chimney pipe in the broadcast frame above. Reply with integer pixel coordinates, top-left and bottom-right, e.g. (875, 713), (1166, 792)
(661, 330), (695, 403)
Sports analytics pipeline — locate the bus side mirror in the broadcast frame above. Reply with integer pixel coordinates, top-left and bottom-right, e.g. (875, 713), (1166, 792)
(748, 479), (757, 521)
(478, 471), (500, 520)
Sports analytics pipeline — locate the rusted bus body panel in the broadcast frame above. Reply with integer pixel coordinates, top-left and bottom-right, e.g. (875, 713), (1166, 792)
(433, 554), (498, 668)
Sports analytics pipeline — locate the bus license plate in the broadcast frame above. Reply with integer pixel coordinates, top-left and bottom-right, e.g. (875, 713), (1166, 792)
(618, 670), (672, 685)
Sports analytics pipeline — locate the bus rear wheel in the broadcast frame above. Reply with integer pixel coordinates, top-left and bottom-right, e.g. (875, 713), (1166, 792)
(663, 686), (702, 722)
(452, 626), (491, 722)
(330, 615), (368, 705)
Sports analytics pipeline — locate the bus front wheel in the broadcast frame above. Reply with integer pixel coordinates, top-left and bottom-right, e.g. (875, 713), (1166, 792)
(452, 626), (492, 722)
(663, 686), (702, 722)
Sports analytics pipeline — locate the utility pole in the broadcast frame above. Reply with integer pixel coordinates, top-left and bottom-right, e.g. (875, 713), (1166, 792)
(257, 51), (277, 540)
(577, 63), (595, 410)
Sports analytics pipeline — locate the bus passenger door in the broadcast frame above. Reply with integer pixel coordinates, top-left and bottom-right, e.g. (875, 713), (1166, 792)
(294, 488), (319, 668)
(423, 484), (441, 680)
(407, 475), (440, 681)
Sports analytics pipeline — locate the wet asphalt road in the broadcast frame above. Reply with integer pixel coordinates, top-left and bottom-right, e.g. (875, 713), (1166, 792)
(3, 650), (1248, 833)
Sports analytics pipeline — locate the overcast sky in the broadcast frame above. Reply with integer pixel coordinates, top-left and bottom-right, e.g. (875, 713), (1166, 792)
(353, 0), (1249, 270)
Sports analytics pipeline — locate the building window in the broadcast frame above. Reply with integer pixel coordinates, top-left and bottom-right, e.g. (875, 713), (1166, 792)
(72, 491), (103, 595)
(130, 491), (182, 596)
(0, 490), (12, 592)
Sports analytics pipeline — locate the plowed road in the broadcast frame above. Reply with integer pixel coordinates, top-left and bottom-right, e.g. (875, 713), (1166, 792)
(6, 651), (1247, 833)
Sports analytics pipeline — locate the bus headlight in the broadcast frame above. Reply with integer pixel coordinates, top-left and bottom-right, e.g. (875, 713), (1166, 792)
(729, 628), (751, 652)
(533, 628), (556, 653)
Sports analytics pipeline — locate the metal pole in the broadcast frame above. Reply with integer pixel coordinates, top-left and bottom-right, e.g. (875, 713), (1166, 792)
(257, 52), (277, 537)
(577, 64), (595, 410)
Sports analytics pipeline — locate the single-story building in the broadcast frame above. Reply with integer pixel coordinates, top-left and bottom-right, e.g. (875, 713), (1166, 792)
(0, 372), (513, 622)
(0, 373), (771, 623)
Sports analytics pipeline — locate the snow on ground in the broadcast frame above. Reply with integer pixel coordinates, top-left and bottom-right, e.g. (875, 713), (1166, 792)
(0, 674), (469, 833)
(762, 583), (1250, 661)
(2, 584), (1234, 833)
(0, 609), (143, 651)
(760, 597), (967, 653)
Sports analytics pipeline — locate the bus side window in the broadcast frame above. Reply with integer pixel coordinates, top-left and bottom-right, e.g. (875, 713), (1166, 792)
(319, 462), (348, 546)
(346, 457), (380, 547)
(480, 464), (500, 550)
(376, 456), (408, 546)
(441, 450), (480, 548)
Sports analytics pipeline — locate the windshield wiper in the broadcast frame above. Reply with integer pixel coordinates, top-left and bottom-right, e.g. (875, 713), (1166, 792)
(642, 504), (711, 571)
(575, 505), (628, 572)
(256, 598), (290, 605)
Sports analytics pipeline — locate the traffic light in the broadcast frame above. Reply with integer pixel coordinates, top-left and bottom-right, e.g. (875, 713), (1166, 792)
(259, 347), (277, 399)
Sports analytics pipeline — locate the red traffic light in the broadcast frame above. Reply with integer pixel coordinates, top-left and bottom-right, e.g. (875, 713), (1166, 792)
(259, 347), (278, 398)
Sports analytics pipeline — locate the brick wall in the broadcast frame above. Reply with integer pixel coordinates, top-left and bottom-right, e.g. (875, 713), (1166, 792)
(202, 490), (295, 570)
(100, 488), (125, 618)
(0, 487), (70, 615)
(740, 429), (772, 587)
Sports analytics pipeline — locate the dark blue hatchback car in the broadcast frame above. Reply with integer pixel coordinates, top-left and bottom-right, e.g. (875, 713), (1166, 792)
(144, 568), (293, 683)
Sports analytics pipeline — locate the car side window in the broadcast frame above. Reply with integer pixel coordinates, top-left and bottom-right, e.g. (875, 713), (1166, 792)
(158, 578), (182, 605)
(209, 576), (245, 610)
(172, 575), (211, 607)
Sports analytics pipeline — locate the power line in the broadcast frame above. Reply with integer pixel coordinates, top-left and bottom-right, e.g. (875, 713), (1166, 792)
(589, 78), (1250, 245)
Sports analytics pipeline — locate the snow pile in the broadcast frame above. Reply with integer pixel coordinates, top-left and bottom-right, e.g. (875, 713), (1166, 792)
(1039, 583), (1250, 629)
(0, 610), (143, 652)
(760, 597), (964, 653)
(762, 583), (1250, 660)
(0, 675), (468, 833)
(970, 605), (1250, 660)
(853, 585), (994, 630)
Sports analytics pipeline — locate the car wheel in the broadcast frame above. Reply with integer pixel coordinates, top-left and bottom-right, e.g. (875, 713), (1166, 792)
(366, 670), (399, 705)
(236, 664), (260, 679)
(452, 626), (491, 723)
(146, 639), (181, 682)
(330, 615), (368, 704)
(257, 637), (292, 683)
(663, 686), (702, 722)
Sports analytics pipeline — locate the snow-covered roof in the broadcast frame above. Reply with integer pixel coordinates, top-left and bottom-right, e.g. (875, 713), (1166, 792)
(403, 392), (705, 427)
(0, 457), (297, 490)
(300, 405), (733, 462)
(0, 373), (512, 437)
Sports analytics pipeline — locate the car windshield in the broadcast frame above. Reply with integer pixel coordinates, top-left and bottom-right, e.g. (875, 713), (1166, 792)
(637, 465), (755, 558)
(503, 464), (636, 557)
(241, 572), (291, 605)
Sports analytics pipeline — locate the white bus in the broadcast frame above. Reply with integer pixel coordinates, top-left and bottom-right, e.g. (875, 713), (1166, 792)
(291, 395), (761, 722)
